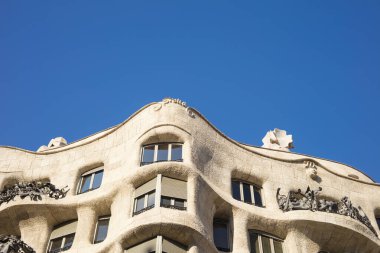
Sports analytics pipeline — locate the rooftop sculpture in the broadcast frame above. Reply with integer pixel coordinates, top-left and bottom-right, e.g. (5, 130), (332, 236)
(262, 128), (294, 151)
(37, 137), (67, 152)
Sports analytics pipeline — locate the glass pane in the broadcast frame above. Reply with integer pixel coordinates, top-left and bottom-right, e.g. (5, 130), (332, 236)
(63, 233), (75, 250)
(376, 218), (380, 229)
(273, 240), (283, 253)
(161, 196), (171, 206)
(232, 181), (241, 201)
(174, 199), (185, 208)
(79, 175), (92, 193)
(213, 222), (229, 251)
(171, 144), (183, 161)
(147, 192), (155, 207)
(254, 188), (263, 207)
(50, 238), (63, 251)
(243, 183), (252, 204)
(92, 170), (103, 190)
(94, 218), (109, 243)
(249, 232), (260, 253)
(261, 236), (271, 253)
(142, 145), (155, 164)
(135, 196), (145, 212)
(157, 144), (169, 161)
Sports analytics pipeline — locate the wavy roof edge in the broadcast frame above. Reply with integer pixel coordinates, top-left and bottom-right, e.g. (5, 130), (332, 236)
(0, 100), (377, 185)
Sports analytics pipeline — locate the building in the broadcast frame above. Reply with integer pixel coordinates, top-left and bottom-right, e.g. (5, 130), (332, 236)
(0, 98), (380, 253)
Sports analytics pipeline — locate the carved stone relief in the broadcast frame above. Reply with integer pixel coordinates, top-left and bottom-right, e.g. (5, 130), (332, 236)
(0, 235), (35, 253)
(0, 181), (69, 206)
(153, 98), (195, 118)
(276, 187), (378, 236)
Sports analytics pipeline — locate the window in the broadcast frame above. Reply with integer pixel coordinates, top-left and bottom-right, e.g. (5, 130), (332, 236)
(48, 220), (77, 253)
(160, 177), (187, 211)
(160, 196), (186, 210)
(125, 236), (187, 253)
(231, 180), (263, 207)
(141, 143), (183, 165)
(134, 191), (155, 215)
(213, 220), (230, 252)
(78, 166), (104, 194)
(94, 216), (110, 244)
(249, 231), (283, 253)
(376, 217), (380, 230)
(133, 176), (187, 216)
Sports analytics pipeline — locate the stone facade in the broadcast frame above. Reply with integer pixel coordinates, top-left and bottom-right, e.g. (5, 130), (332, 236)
(0, 98), (380, 253)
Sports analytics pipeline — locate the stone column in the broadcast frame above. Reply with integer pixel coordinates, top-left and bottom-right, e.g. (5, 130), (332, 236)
(19, 215), (51, 253)
(231, 210), (250, 253)
(74, 206), (97, 249)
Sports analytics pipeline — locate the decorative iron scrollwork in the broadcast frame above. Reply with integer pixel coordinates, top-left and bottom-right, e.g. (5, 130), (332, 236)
(276, 187), (378, 236)
(0, 235), (35, 253)
(0, 181), (69, 206)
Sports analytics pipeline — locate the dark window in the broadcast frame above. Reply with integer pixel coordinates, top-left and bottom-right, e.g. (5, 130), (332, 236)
(94, 217), (110, 243)
(261, 236), (271, 253)
(80, 175), (92, 193)
(133, 191), (156, 215)
(157, 144), (169, 161)
(213, 220), (230, 252)
(78, 167), (104, 194)
(249, 232), (259, 253)
(376, 217), (380, 229)
(249, 231), (283, 253)
(161, 196), (171, 206)
(48, 233), (75, 253)
(253, 187), (263, 207)
(142, 145), (155, 164)
(232, 180), (263, 207)
(232, 181), (241, 200)
(243, 183), (252, 203)
(135, 195), (145, 213)
(174, 199), (185, 208)
(92, 171), (104, 190)
(171, 144), (183, 161)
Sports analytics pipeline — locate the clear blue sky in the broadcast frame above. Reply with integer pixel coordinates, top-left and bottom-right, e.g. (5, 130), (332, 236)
(1, 1), (380, 181)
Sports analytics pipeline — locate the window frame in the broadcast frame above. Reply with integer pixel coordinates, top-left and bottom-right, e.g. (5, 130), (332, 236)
(47, 233), (75, 253)
(133, 190), (156, 216)
(231, 180), (264, 207)
(249, 230), (284, 253)
(160, 196), (187, 210)
(93, 215), (111, 244)
(141, 142), (183, 166)
(77, 166), (104, 194)
(213, 219), (231, 252)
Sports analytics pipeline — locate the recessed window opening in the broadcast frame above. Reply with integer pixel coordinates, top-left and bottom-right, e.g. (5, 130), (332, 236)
(249, 230), (283, 253)
(141, 143), (183, 166)
(77, 166), (104, 194)
(232, 180), (263, 207)
(213, 219), (231, 252)
(48, 220), (77, 253)
(160, 176), (187, 211)
(94, 216), (110, 244)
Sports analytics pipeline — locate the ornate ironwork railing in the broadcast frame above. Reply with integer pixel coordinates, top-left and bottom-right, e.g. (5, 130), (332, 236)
(276, 186), (378, 236)
(0, 181), (69, 206)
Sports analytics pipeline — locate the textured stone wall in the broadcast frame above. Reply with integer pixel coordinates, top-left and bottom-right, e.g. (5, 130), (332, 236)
(0, 99), (379, 253)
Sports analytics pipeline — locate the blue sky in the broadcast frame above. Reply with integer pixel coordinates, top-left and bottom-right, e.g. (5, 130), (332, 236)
(1, 1), (380, 181)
